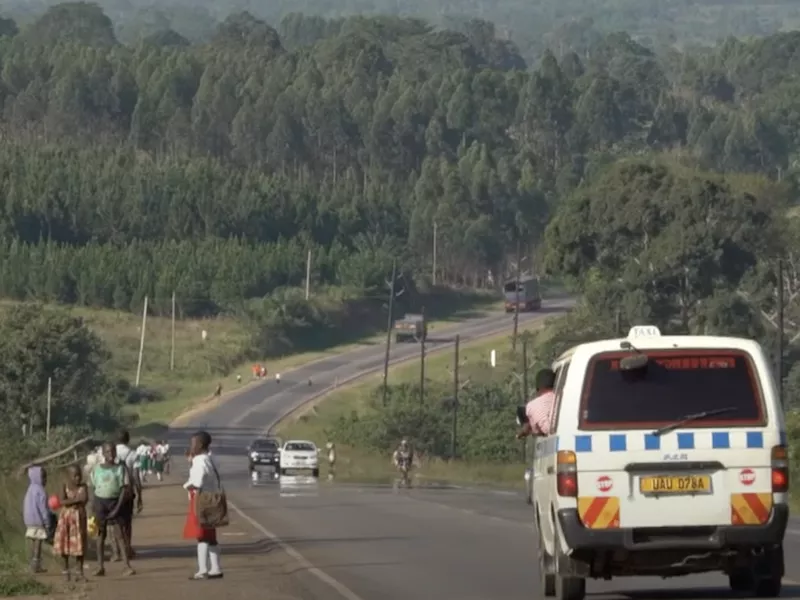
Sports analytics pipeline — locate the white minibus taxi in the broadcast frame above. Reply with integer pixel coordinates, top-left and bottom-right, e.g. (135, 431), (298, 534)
(531, 326), (789, 600)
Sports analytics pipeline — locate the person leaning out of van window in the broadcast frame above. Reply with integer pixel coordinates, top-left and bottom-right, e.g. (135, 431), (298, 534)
(517, 368), (557, 438)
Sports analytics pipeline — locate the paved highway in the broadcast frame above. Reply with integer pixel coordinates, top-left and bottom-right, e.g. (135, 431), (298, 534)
(167, 297), (800, 600)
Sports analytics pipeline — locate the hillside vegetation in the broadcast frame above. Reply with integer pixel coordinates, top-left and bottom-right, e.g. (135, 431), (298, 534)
(5, 0), (800, 66)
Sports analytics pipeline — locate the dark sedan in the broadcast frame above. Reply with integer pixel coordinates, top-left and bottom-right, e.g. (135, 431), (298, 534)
(248, 438), (281, 479)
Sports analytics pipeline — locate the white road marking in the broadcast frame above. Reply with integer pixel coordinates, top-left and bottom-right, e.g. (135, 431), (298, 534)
(229, 500), (366, 600)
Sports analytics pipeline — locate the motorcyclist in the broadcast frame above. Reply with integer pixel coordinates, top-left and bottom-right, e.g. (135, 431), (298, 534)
(392, 438), (413, 470)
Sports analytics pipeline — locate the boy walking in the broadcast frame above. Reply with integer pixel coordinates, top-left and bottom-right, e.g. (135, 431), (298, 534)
(114, 430), (142, 561)
(23, 465), (53, 573)
(90, 442), (135, 576)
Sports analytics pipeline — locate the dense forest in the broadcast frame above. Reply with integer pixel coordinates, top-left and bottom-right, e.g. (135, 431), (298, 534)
(4, 0), (800, 65)
(0, 4), (800, 317)
(0, 2), (799, 461)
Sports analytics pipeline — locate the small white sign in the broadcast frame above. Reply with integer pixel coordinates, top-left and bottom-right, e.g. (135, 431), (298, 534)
(201, 329), (208, 341)
(627, 325), (661, 338)
(490, 349), (496, 368)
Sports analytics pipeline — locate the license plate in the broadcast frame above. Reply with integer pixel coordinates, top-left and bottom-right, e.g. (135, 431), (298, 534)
(640, 475), (712, 495)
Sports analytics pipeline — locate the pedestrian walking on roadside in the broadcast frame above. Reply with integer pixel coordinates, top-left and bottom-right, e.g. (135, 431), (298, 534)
(90, 442), (135, 577)
(183, 431), (224, 580)
(135, 441), (149, 483)
(113, 430), (142, 561)
(161, 440), (172, 475)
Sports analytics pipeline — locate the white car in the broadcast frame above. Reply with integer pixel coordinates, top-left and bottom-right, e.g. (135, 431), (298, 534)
(279, 440), (320, 477)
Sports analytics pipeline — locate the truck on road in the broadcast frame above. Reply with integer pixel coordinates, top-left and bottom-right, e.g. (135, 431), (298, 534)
(504, 276), (542, 312)
(394, 314), (428, 343)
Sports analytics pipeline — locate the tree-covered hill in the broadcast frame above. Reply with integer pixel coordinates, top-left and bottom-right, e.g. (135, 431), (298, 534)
(4, 0), (800, 66)
(0, 6), (800, 320)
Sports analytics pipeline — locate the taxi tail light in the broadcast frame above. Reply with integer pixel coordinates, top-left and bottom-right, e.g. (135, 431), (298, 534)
(556, 450), (578, 497)
(771, 445), (789, 493)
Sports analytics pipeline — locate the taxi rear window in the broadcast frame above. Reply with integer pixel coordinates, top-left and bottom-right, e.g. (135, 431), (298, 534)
(580, 350), (765, 429)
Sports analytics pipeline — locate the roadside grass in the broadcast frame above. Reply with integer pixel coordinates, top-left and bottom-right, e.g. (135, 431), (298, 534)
(275, 316), (559, 487)
(0, 289), (502, 438)
(127, 291), (502, 432)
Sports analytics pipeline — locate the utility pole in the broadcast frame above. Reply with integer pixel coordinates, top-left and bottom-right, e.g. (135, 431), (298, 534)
(46, 377), (52, 441)
(615, 309), (622, 336)
(170, 291), (176, 371)
(383, 259), (397, 406)
(432, 221), (438, 286)
(512, 239), (521, 353)
(135, 295), (148, 387)
(305, 249), (312, 300)
(420, 305), (426, 406)
(451, 334), (460, 459)
(777, 258), (784, 407)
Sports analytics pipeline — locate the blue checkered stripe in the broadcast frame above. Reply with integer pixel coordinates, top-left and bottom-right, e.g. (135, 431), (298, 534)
(535, 430), (786, 456)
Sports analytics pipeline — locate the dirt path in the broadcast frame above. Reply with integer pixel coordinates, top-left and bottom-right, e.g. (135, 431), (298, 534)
(34, 479), (317, 600)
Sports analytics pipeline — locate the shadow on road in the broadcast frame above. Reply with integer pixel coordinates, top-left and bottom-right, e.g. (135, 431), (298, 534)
(605, 585), (800, 599)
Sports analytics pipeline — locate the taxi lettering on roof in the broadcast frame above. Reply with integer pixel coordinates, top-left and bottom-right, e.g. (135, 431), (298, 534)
(627, 325), (661, 338)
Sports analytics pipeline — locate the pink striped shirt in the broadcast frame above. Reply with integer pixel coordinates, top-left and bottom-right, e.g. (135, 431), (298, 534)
(525, 390), (556, 436)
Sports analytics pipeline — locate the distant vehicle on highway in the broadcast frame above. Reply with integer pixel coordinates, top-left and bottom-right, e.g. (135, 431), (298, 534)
(279, 440), (320, 478)
(247, 437), (281, 482)
(394, 314), (428, 343)
(503, 275), (541, 312)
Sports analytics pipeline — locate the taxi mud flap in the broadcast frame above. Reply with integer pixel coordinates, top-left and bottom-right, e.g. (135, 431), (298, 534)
(730, 493), (772, 525)
(577, 497), (621, 529)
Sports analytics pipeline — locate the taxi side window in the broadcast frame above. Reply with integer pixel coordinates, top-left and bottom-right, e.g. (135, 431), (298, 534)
(550, 362), (570, 433)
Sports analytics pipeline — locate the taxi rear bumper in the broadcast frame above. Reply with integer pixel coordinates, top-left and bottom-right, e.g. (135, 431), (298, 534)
(557, 504), (789, 552)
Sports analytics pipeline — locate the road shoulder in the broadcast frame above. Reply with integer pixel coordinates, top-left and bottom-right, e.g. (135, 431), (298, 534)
(32, 480), (324, 600)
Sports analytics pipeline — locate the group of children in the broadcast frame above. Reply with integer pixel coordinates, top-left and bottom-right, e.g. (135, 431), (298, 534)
(134, 440), (170, 482)
(24, 462), (95, 579)
(23, 439), (169, 579)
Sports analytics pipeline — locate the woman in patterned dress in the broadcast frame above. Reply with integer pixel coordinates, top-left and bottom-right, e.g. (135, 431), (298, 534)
(53, 465), (88, 581)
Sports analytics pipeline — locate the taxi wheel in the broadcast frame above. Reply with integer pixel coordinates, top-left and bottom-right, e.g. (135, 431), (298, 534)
(553, 532), (586, 600)
(753, 545), (783, 598)
(753, 575), (781, 598)
(537, 541), (556, 596)
(727, 568), (754, 592)
(535, 513), (556, 597)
